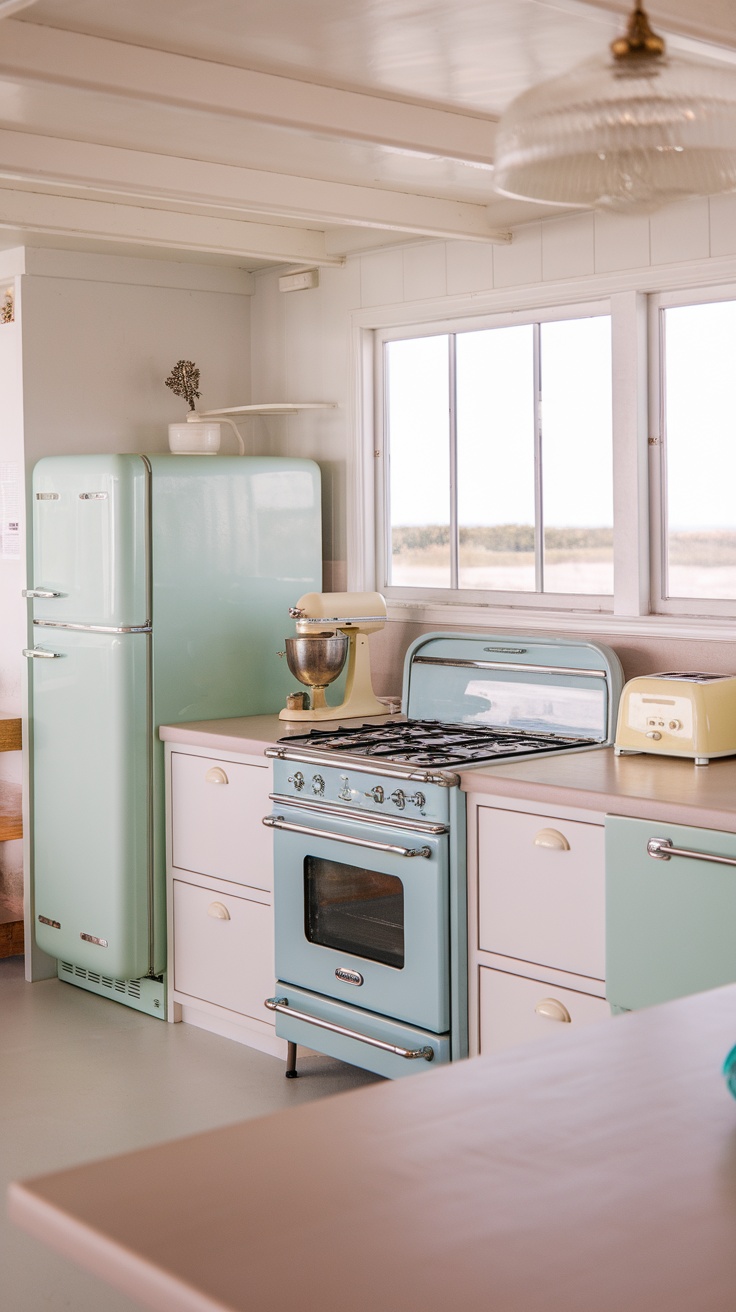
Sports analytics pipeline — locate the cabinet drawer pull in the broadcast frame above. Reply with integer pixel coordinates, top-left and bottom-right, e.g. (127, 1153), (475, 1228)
(535, 998), (571, 1024)
(207, 901), (231, 920)
(205, 767), (229, 786)
(533, 827), (570, 851)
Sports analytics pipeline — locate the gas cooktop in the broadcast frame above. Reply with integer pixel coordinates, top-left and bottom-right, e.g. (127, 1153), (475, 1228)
(278, 719), (594, 769)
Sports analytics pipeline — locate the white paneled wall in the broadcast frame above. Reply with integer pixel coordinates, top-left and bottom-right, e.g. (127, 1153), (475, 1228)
(251, 197), (734, 579)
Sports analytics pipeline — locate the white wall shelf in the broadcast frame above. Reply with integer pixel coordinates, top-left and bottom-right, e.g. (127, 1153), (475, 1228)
(196, 403), (336, 417)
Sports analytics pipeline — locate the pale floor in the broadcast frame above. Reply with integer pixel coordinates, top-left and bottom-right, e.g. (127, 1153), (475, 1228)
(0, 956), (380, 1311)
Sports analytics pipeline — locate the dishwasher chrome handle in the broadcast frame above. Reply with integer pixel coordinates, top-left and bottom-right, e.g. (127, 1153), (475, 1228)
(265, 997), (435, 1061)
(22, 647), (62, 659)
(647, 837), (736, 868)
(22, 588), (63, 599)
(262, 815), (431, 858)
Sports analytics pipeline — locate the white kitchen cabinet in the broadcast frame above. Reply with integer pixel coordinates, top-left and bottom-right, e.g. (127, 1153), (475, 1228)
(466, 792), (610, 1057)
(165, 741), (285, 1058)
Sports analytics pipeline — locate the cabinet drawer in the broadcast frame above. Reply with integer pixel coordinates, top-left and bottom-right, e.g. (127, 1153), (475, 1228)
(478, 807), (604, 979)
(172, 880), (275, 1021)
(171, 751), (272, 890)
(479, 966), (610, 1056)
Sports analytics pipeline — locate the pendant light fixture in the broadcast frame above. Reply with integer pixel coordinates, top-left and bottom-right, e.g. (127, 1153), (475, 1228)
(493, 4), (736, 214)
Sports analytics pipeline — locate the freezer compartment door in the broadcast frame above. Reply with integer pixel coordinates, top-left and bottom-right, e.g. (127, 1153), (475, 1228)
(30, 454), (148, 626)
(30, 629), (153, 979)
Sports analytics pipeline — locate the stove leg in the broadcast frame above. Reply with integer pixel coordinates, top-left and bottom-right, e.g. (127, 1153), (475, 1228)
(285, 1041), (298, 1079)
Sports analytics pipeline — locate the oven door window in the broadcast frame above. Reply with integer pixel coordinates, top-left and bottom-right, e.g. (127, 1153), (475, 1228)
(304, 857), (404, 969)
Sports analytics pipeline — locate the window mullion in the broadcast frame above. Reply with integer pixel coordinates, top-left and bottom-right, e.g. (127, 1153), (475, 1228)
(449, 333), (459, 590)
(533, 322), (544, 594)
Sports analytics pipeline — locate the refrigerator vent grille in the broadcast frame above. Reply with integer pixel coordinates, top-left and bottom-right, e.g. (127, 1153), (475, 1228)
(60, 961), (143, 999)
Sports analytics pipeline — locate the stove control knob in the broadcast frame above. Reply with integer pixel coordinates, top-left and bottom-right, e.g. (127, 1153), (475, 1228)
(364, 786), (385, 804)
(288, 771), (305, 792)
(311, 774), (325, 796)
(407, 792), (426, 810)
(338, 775), (352, 802)
(390, 789), (406, 810)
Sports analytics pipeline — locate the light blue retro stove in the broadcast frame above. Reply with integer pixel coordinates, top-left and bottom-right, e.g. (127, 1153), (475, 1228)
(265, 632), (623, 1079)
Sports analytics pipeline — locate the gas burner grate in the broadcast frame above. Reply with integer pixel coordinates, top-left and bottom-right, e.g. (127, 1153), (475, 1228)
(278, 719), (594, 767)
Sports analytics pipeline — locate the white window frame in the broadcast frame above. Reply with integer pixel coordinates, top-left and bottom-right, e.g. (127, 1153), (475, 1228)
(649, 280), (736, 618)
(375, 300), (616, 613)
(346, 258), (736, 640)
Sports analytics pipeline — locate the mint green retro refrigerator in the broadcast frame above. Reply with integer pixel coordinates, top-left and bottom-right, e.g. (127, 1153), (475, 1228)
(24, 454), (322, 1016)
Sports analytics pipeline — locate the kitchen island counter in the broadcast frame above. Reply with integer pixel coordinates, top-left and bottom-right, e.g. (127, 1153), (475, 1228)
(9, 984), (736, 1312)
(461, 746), (736, 832)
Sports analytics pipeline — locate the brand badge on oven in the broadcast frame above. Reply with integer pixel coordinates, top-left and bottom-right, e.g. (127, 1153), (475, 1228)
(335, 967), (363, 986)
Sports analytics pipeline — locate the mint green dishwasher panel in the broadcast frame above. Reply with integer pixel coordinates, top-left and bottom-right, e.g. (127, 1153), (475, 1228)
(606, 814), (736, 1012)
(32, 628), (151, 980)
(31, 454), (148, 626)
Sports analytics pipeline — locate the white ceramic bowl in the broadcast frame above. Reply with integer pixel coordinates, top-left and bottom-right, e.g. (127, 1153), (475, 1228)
(168, 421), (221, 454)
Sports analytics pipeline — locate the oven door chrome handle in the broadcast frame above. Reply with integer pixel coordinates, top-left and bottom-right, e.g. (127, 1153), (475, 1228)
(265, 997), (435, 1061)
(262, 815), (432, 858)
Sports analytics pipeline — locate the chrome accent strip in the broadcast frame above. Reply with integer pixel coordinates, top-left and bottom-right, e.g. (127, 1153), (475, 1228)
(263, 815), (431, 858)
(290, 614), (386, 626)
(265, 997), (435, 1061)
(79, 492), (108, 500)
(141, 456), (155, 976)
(23, 648), (61, 659)
(647, 837), (736, 867)
(412, 656), (608, 679)
(265, 746), (460, 786)
(22, 589), (63, 599)
(268, 793), (448, 834)
(33, 620), (152, 633)
(80, 932), (108, 947)
(38, 915), (61, 929)
(35, 492), (59, 500)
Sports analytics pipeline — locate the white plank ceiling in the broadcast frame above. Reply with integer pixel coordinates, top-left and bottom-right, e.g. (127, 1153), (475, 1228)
(0, 0), (734, 268)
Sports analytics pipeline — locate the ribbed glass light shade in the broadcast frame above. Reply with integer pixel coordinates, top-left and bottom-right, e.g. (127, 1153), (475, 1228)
(493, 53), (736, 213)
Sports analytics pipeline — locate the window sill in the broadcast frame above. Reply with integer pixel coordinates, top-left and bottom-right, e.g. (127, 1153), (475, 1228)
(386, 599), (736, 643)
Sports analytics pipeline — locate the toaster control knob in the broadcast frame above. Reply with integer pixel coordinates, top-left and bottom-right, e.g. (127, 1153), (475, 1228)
(646, 731), (662, 741)
(288, 771), (305, 791)
(669, 719), (682, 731)
(311, 774), (325, 796)
(390, 789), (406, 810)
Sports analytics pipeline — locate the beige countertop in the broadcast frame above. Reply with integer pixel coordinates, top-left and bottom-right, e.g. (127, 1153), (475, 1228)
(161, 714), (736, 830)
(9, 985), (736, 1312)
(461, 747), (736, 831)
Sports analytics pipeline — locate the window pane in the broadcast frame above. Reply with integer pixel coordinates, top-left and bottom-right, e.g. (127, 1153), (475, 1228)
(540, 317), (613, 595)
(385, 336), (450, 588)
(456, 325), (536, 591)
(663, 302), (736, 600)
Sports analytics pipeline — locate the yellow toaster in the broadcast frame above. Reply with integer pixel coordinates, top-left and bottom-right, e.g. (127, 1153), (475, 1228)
(614, 671), (736, 765)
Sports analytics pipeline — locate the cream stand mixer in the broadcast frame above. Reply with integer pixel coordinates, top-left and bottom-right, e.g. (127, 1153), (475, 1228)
(279, 591), (387, 721)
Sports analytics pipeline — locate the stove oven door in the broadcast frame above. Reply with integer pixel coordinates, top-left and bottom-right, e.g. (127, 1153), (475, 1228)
(268, 808), (449, 1035)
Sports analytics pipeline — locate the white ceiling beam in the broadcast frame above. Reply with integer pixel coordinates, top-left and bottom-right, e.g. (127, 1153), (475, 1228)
(0, 187), (346, 265)
(0, 19), (497, 166)
(0, 130), (511, 243)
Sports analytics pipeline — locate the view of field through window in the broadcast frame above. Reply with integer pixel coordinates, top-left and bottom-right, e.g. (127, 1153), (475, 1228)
(663, 300), (736, 600)
(385, 317), (613, 595)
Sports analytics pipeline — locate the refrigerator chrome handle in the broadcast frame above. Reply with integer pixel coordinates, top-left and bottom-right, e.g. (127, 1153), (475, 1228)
(262, 814), (431, 858)
(23, 648), (62, 659)
(264, 997), (435, 1061)
(22, 589), (63, 599)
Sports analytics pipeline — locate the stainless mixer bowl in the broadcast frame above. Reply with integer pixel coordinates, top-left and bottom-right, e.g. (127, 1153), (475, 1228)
(285, 633), (348, 688)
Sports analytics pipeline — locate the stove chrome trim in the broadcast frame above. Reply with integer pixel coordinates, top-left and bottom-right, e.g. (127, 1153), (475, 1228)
(266, 746), (460, 786)
(265, 997), (434, 1061)
(268, 793), (448, 834)
(412, 656), (608, 679)
(263, 815), (431, 858)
